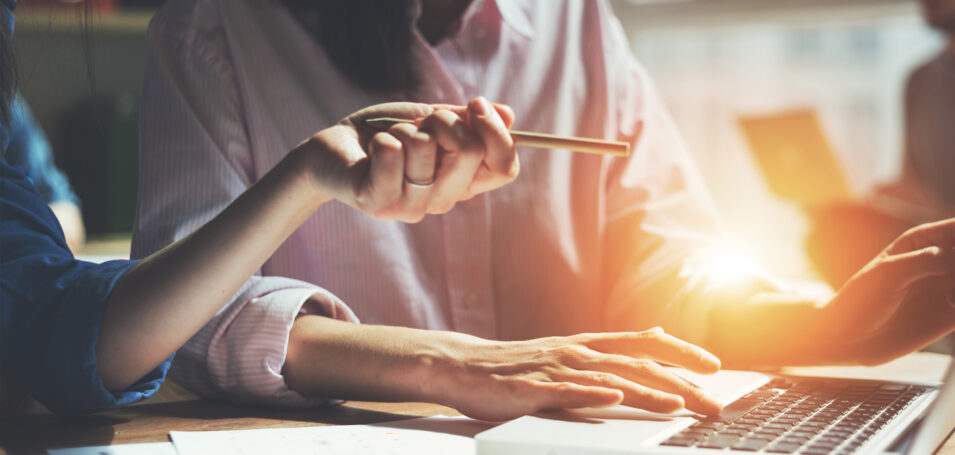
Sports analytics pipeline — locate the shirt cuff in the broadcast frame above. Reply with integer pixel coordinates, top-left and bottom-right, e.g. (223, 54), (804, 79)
(33, 259), (171, 415)
(197, 287), (359, 408)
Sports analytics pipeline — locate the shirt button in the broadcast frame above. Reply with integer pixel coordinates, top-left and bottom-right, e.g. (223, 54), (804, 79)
(463, 292), (479, 310)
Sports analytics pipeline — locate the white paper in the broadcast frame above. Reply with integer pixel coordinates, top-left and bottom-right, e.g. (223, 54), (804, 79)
(48, 442), (178, 455)
(171, 415), (494, 455)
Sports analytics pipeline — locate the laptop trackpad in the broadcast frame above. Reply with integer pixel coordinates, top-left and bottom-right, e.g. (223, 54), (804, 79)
(476, 369), (771, 452)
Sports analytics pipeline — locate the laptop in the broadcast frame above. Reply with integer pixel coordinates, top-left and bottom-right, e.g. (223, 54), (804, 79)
(475, 355), (954, 454)
(737, 108), (853, 206)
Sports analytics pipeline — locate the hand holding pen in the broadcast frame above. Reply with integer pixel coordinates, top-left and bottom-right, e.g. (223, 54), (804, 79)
(293, 97), (629, 223)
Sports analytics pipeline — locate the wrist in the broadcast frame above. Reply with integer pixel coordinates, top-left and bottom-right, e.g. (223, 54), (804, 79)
(405, 331), (494, 408)
(285, 136), (336, 209)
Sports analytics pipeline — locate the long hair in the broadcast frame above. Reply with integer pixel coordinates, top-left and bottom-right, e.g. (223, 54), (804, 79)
(0, 14), (16, 125)
(279, 0), (420, 94)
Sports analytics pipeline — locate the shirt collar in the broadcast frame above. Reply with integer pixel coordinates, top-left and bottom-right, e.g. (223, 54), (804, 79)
(460, 0), (534, 39)
(492, 0), (534, 38)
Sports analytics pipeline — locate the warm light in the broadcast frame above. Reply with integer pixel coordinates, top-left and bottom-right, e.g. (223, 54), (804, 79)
(683, 245), (769, 291)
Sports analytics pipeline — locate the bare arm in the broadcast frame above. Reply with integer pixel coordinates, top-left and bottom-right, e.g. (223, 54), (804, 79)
(95, 99), (520, 394)
(707, 219), (955, 368)
(96, 146), (327, 391)
(283, 315), (724, 421)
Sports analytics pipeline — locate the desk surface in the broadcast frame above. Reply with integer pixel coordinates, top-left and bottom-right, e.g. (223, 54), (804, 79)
(0, 399), (451, 454)
(1, 398), (952, 455)
(3, 353), (954, 454)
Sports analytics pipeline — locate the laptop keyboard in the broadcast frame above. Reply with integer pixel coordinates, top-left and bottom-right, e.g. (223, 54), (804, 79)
(660, 378), (927, 454)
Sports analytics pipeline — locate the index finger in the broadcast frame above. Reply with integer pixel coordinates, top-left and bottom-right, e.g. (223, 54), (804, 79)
(431, 102), (515, 129)
(581, 327), (721, 375)
(887, 218), (955, 255)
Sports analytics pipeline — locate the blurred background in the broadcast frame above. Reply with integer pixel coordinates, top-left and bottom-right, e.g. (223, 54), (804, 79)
(12, 0), (949, 283)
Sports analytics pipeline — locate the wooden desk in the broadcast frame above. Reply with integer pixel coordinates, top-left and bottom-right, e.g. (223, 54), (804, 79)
(0, 400), (454, 455)
(1, 398), (952, 455)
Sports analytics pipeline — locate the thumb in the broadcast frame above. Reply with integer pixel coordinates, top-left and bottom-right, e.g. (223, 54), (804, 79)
(350, 102), (434, 126)
(879, 246), (955, 288)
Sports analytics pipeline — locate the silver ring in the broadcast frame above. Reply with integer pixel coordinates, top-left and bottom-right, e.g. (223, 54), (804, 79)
(404, 176), (435, 189)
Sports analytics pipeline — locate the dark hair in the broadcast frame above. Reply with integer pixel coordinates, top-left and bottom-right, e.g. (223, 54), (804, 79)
(280, 0), (420, 94)
(0, 17), (16, 125)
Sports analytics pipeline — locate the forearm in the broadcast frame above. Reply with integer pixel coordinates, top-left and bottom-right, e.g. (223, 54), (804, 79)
(96, 147), (329, 392)
(706, 291), (838, 368)
(282, 314), (470, 405)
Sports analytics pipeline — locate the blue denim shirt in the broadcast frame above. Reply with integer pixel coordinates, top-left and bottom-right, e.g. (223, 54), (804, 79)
(0, 158), (172, 415)
(1, 0), (171, 414)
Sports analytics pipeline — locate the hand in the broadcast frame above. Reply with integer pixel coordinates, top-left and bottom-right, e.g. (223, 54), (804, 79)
(435, 327), (723, 421)
(296, 97), (517, 223)
(824, 218), (955, 364)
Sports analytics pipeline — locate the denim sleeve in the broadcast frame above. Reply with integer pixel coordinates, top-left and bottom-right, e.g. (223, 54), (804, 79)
(1, 159), (170, 415)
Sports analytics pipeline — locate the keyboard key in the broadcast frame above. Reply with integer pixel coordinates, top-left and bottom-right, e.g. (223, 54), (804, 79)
(755, 428), (787, 437)
(879, 384), (907, 391)
(781, 436), (811, 445)
(698, 435), (740, 449)
(766, 442), (802, 453)
(788, 430), (816, 439)
(660, 437), (697, 447)
(720, 399), (762, 422)
(730, 437), (771, 451)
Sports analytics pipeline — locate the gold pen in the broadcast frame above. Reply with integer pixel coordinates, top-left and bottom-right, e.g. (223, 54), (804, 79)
(363, 117), (630, 157)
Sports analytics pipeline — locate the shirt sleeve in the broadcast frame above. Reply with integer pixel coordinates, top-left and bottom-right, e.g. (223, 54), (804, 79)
(597, 7), (781, 345)
(0, 160), (170, 415)
(133, 6), (357, 407)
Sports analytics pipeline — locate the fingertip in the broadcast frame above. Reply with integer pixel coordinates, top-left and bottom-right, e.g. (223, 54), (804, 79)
(704, 400), (724, 417)
(699, 354), (722, 375)
(468, 97), (490, 116)
(593, 388), (625, 408)
(371, 131), (403, 153)
(492, 103), (516, 128)
(657, 393), (685, 414)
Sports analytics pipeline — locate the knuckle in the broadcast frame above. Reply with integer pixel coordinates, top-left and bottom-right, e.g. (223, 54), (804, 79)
(434, 108), (460, 124)
(407, 203), (428, 223)
(388, 122), (417, 139)
(638, 329), (661, 343)
(631, 359), (655, 373)
(428, 200), (456, 215)
(371, 133), (400, 156)
(507, 377), (536, 394)
(504, 157), (520, 179)
(590, 372), (616, 385)
(549, 345), (587, 362)
(551, 382), (572, 394)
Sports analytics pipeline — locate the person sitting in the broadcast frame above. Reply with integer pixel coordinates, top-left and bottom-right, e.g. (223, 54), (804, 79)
(0, 0), (518, 415)
(132, 0), (955, 421)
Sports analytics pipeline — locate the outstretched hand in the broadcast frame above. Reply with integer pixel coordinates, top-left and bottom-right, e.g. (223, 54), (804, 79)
(825, 218), (955, 364)
(296, 98), (517, 223)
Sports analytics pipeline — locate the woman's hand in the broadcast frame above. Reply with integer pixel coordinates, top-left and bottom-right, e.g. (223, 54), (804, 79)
(285, 316), (723, 422)
(823, 218), (955, 364)
(436, 327), (723, 421)
(295, 97), (517, 223)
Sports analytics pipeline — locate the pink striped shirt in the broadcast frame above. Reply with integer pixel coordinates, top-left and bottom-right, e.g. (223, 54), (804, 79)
(133, 0), (729, 406)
